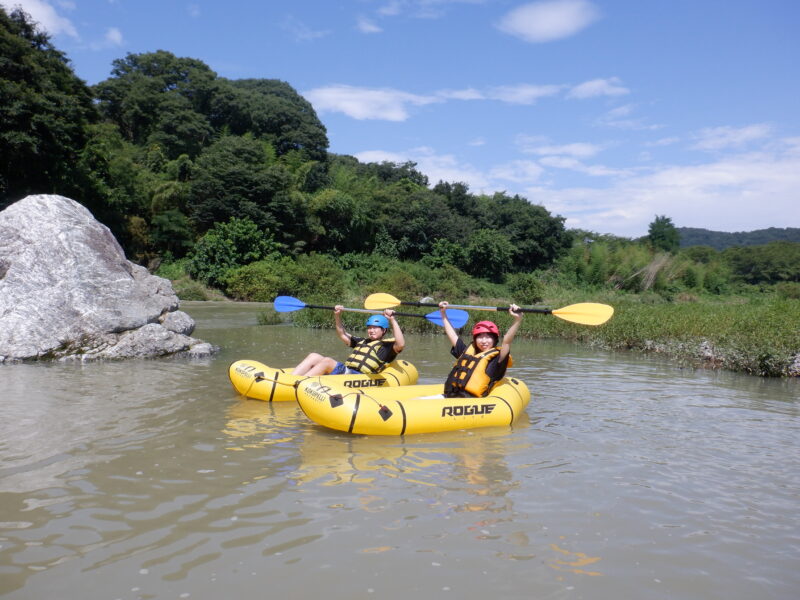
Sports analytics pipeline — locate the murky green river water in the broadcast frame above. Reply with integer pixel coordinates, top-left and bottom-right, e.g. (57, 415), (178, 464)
(1, 301), (798, 599)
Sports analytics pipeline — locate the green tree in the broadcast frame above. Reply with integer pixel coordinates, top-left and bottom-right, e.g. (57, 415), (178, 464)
(306, 188), (368, 253)
(0, 7), (98, 207)
(648, 215), (680, 253)
(93, 50), (217, 153)
(476, 192), (571, 271)
(464, 229), (515, 282)
(226, 79), (329, 162)
(188, 135), (297, 237)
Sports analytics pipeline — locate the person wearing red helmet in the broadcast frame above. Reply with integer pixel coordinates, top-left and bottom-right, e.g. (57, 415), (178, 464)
(292, 305), (405, 376)
(438, 301), (523, 397)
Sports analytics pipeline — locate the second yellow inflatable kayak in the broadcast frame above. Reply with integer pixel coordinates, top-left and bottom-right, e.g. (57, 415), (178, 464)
(228, 359), (419, 402)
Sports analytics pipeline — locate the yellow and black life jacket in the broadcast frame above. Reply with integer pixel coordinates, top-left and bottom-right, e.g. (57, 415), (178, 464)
(345, 338), (395, 374)
(444, 345), (513, 397)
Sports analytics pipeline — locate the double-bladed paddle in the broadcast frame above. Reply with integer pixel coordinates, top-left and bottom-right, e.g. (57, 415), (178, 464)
(363, 292), (614, 326)
(273, 295), (469, 328)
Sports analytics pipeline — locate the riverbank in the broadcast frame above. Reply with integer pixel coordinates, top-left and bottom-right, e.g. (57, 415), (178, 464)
(168, 272), (799, 377)
(554, 295), (800, 377)
(257, 291), (800, 378)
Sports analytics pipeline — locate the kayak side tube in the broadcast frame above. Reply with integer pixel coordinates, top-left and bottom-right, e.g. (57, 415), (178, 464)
(296, 377), (530, 435)
(228, 359), (419, 402)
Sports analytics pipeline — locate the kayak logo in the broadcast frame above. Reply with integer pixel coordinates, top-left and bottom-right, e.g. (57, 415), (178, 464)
(343, 379), (387, 388)
(441, 403), (496, 417)
(305, 383), (333, 404)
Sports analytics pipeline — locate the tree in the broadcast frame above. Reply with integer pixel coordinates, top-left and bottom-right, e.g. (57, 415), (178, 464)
(219, 78), (329, 162)
(188, 135), (296, 237)
(464, 229), (515, 282)
(476, 192), (571, 272)
(0, 7), (98, 208)
(93, 50), (217, 154)
(648, 215), (680, 253)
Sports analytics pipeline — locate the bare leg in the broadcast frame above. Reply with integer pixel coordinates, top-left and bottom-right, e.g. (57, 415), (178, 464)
(303, 356), (338, 376)
(292, 353), (337, 376)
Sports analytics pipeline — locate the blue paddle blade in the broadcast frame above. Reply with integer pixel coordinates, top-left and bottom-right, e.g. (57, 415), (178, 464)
(425, 308), (469, 328)
(273, 295), (306, 313)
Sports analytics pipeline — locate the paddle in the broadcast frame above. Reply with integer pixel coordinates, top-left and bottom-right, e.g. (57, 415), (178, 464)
(363, 292), (614, 326)
(273, 295), (469, 328)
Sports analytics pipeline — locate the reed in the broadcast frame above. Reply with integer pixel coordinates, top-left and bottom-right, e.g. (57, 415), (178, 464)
(507, 294), (800, 377)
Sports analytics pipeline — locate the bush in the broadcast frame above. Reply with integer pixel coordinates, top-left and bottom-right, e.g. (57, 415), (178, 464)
(155, 258), (190, 280)
(775, 281), (800, 300)
(505, 272), (544, 304)
(187, 217), (282, 288)
(171, 276), (224, 301)
(282, 254), (348, 301)
(225, 259), (289, 301)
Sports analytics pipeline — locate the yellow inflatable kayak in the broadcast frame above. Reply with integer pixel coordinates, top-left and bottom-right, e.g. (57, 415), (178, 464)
(295, 377), (530, 435)
(228, 359), (419, 402)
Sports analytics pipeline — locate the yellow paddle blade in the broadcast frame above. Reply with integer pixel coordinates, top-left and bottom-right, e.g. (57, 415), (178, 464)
(364, 292), (401, 310)
(551, 303), (614, 326)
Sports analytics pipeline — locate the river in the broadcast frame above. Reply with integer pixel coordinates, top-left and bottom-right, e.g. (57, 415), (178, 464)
(1, 301), (798, 599)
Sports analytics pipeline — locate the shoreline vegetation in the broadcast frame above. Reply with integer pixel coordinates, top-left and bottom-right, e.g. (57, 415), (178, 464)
(167, 264), (800, 379)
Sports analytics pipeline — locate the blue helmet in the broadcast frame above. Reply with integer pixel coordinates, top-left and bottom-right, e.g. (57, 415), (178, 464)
(365, 315), (390, 329)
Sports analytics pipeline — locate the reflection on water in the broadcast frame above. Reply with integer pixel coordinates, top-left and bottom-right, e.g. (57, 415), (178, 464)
(0, 301), (797, 599)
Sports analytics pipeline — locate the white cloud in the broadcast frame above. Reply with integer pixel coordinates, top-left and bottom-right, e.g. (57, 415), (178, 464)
(305, 81), (565, 121)
(596, 104), (661, 130)
(485, 83), (563, 104)
(304, 85), (440, 121)
(1, 0), (78, 37)
(187, 4), (201, 18)
(377, 1), (403, 17)
(539, 155), (625, 176)
(517, 137), (603, 158)
(104, 26), (123, 46)
(528, 141), (800, 236)
(568, 77), (629, 99)
(489, 160), (545, 183)
(496, 0), (599, 43)
(691, 124), (772, 151)
(437, 87), (485, 101)
(281, 15), (330, 41)
(647, 136), (681, 147)
(357, 16), (382, 33)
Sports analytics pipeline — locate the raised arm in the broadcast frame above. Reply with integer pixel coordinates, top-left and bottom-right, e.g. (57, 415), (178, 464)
(384, 309), (405, 353)
(334, 305), (352, 345)
(498, 304), (523, 363)
(438, 301), (460, 347)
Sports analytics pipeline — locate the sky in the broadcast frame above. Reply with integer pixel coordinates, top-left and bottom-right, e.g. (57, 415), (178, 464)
(4, 0), (799, 238)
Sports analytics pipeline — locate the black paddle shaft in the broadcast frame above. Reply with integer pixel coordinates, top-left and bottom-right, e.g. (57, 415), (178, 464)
(397, 300), (551, 315)
(303, 303), (440, 320)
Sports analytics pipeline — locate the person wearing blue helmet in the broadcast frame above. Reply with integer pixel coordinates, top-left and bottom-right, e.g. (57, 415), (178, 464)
(292, 305), (405, 376)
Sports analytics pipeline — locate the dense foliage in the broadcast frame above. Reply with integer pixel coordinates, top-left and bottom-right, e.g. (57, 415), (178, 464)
(0, 7), (98, 209)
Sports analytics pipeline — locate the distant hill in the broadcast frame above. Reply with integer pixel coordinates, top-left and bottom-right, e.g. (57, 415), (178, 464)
(678, 227), (800, 250)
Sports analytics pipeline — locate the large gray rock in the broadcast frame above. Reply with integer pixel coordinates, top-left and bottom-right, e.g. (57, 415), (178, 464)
(0, 194), (216, 362)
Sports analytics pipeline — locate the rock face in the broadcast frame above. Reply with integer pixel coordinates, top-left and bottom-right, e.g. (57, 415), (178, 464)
(0, 194), (216, 362)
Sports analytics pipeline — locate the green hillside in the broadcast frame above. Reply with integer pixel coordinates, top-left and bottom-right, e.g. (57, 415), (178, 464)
(678, 227), (800, 250)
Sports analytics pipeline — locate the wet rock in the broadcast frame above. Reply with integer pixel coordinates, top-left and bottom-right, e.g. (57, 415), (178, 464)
(0, 194), (217, 362)
(789, 354), (800, 377)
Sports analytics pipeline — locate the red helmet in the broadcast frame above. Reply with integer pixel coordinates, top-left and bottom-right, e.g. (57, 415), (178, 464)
(472, 321), (499, 337)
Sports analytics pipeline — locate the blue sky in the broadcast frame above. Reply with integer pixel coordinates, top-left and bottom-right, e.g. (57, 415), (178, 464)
(5, 0), (799, 238)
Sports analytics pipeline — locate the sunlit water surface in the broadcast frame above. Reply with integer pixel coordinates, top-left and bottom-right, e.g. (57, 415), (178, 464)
(1, 301), (798, 599)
